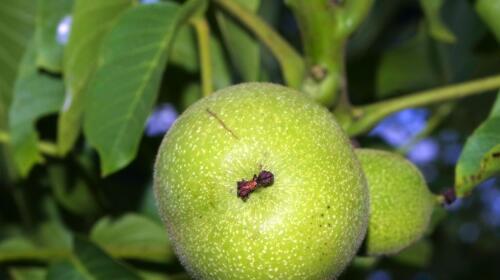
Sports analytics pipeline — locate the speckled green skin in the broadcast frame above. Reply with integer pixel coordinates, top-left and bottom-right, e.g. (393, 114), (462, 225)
(154, 83), (369, 280)
(355, 149), (435, 256)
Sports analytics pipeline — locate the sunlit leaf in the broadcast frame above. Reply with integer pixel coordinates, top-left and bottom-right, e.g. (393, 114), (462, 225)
(90, 213), (174, 263)
(455, 92), (500, 197)
(8, 42), (65, 176)
(420, 0), (456, 43)
(83, 0), (207, 176)
(476, 0), (500, 42)
(57, 0), (136, 155)
(216, 0), (260, 81)
(46, 236), (140, 280)
(35, 0), (74, 72)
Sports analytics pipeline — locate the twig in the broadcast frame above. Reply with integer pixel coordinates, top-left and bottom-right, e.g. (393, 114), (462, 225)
(346, 74), (500, 136)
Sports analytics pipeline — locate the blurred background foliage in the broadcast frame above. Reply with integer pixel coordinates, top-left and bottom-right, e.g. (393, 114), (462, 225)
(0, 0), (500, 279)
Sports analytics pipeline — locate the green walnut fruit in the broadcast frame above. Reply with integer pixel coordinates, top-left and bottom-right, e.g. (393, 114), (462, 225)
(355, 149), (435, 256)
(154, 83), (369, 279)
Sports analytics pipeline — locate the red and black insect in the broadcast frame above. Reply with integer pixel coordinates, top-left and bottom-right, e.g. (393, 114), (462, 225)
(237, 170), (274, 201)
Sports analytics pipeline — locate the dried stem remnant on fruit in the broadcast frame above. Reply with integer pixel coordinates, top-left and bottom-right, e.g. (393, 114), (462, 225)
(257, 170), (274, 186)
(237, 176), (258, 201)
(237, 170), (274, 201)
(442, 188), (456, 205)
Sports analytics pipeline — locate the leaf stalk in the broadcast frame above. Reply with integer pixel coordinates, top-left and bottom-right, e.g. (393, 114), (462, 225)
(191, 17), (213, 96)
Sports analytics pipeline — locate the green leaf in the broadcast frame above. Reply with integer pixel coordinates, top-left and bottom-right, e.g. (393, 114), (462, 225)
(0, 236), (39, 262)
(169, 26), (198, 72)
(168, 26), (230, 95)
(210, 34), (232, 90)
(391, 239), (433, 267)
(0, 210), (170, 264)
(84, 0), (207, 176)
(137, 271), (190, 280)
(139, 184), (162, 223)
(349, 256), (378, 271)
(420, 0), (456, 43)
(47, 163), (100, 217)
(46, 261), (87, 280)
(9, 267), (47, 280)
(476, 0), (500, 42)
(376, 27), (440, 98)
(455, 92), (500, 197)
(437, 0), (485, 83)
(169, 25), (231, 81)
(164, 31), (228, 111)
(0, 0), (36, 182)
(90, 213), (174, 263)
(46, 236), (140, 280)
(0, 0), (35, 108)
(169, 25), (231, 90)
(336, 0), (374, 38)
(8, 42), (65, 176)
(0, 201), (69, 263)
(0, 212), (71, 262)
(57, 0), (136, 156)
(35, 0), (74, 72)
(215, 0), (304, 88)
(145, 30), (230, 119)
(347, 0), (403, 57)
(216, 0), (260, 81)
(36, 208), (73, 251)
